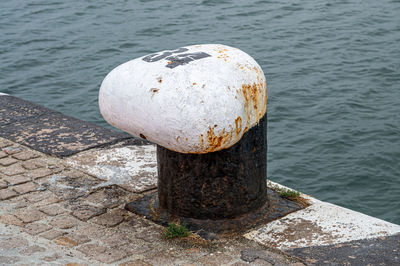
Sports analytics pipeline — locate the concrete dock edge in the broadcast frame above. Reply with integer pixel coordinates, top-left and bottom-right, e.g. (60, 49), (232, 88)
(0, 93), (399, 265)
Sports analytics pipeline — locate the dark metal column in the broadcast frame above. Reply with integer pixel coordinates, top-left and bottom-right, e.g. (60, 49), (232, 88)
(157, 115), (267, 220)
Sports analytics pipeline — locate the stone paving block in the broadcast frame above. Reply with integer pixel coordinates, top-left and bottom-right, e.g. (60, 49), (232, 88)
(0, 180), (7, 189)
(0, 213), (24, 227)
(0, 256), (20, 264)
(1, 164), (26, 175)
(0, 157), (19, 166)
(91, 212), (124, 227)
(20, 245), (46, 256)
(0, 188), (18, 200)
(71, 205), (107, 221)
(24, 223), (52, 235)
(231, 262), (254, 266)
(48, 164), (65, 172)
(77, 244), (106, 258)
(143, 252), (181, 266)
(0, 236), (29, 250)
(0, 151), (7, 159)
(54, 236), (79, 248)
(119, 260), (152, 266)
(62, 169), (84, 179)
(39, 203), (67, 216)
(122, 242), (151, 255)
(78, 243), (131, 264)
(100, 233), (132, 248)
(73, 224), (106, 239)
(64, 263), (87, 266)
(14, 208), (46, 223)
(39, 229), (66, 240)
(13, 182), (39, 194)
(84, 186), (128, 208)
(4, 195), (29, 209)
(66, 233), (91, 245)
(40, 253), (61, 262)
(3, 175), (31, 185)
(118, 218), (154, 233)
(21, 159), (46, 170)
(3, 146), (24, 155)
(24, 190), (60, 205)
(135, 228), (163, 243)
(0, 138), (13, 148)
(41, 183), (89, 201)
(12, 151), (40, 161)
(249, 259), (273, 265)
(198, 253), (236, 265)
(50, 215), (80, 229)
(26, 168), (53, 179)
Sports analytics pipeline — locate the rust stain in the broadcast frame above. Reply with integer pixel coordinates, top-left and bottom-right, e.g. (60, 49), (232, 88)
(199, 134), (204, 146)
(193, 82), (197, 85)
(264, 80), (268, 106)
(203, 127), (232, 153)
(149, 88), (159, 99)
(235, 116), (242, 135)
(242, 83), (259, 110)
(239, 79), (267, 129)
(157, 77), (162, 83)
(217, 52), (229, 62)
(139, 134), (147, 140)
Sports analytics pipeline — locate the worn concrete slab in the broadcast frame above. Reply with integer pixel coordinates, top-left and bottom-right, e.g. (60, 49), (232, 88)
(65, 144), (158, 193)
(0, 95), (52, 125)
(287, 233), (400, 265)
(0, 95), (132, 157)
(245, 181), (400, 250)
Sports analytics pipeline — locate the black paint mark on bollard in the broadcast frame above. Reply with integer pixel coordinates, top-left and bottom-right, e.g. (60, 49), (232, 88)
(142, 47), (211, 68)
(157, 115), (267, 220)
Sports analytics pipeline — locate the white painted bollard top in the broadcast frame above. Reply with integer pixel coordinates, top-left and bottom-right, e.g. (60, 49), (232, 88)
(99, 44), (267, 153)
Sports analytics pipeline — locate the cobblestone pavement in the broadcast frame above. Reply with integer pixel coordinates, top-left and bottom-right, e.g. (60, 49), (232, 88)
(0, 137), (305, 265)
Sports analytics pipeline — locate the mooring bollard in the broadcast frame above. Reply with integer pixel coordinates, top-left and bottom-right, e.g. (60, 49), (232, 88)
(99, 44), (268, 231)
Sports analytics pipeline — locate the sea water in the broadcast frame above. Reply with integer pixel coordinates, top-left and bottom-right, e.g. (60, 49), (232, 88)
(1, 0), (399, 224)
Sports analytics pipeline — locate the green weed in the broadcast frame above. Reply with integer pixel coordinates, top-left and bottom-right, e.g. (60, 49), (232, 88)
(278, 188), (300, 199)
(163, 223), (190, 239)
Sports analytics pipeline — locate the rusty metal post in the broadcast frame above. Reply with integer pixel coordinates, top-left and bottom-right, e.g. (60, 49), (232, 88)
(157, 115), (267, 220)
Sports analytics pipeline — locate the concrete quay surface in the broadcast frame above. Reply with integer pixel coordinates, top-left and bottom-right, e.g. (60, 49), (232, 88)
(0, 94), (399, 265)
